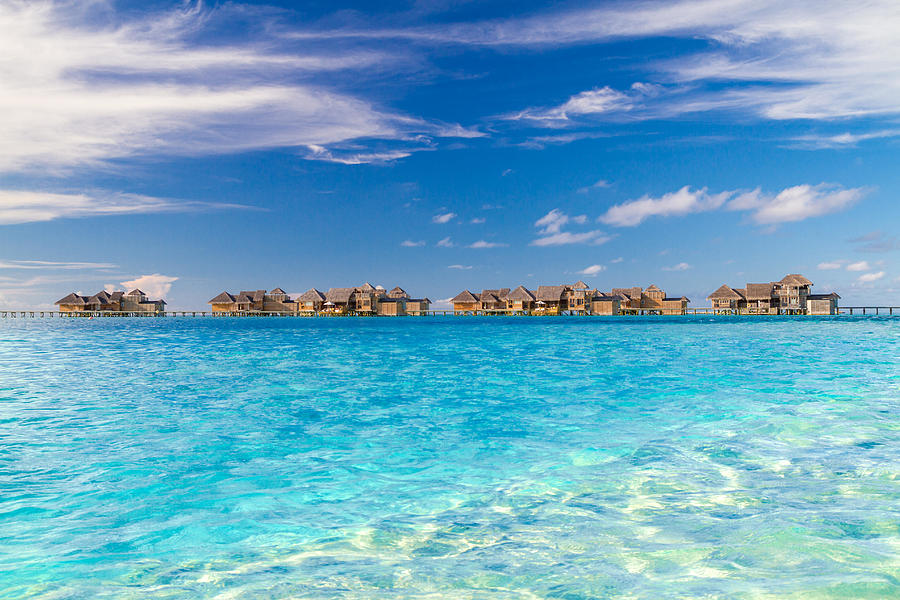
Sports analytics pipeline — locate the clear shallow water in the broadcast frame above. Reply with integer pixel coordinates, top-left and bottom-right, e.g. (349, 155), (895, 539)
(1, 316), (898, 599)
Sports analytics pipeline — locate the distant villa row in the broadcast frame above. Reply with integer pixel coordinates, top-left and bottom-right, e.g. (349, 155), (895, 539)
(52, 273), (840, 316)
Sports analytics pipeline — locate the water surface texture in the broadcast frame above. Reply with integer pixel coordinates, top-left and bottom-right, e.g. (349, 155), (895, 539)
(1, 317), (899, 599)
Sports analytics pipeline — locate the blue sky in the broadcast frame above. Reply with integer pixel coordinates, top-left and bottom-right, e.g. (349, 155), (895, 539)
(1, 0), (899, 309)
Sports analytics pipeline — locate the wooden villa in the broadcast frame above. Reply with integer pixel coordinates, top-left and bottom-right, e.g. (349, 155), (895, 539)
(208, 289), (296, 313)
(55, 289), (166, 313)
(707, 274), (838, 315)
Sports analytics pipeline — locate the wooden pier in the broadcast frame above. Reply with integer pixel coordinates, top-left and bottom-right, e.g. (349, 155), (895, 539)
(2, 307), (899, 319)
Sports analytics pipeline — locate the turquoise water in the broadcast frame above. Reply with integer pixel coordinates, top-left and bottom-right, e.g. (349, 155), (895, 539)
(1, 316), (898, 599)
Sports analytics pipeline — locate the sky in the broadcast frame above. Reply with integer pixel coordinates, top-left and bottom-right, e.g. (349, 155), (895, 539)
(1, 0), (899, 309)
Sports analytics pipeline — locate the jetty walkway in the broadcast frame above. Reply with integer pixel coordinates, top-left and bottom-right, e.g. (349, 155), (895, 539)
(1, 306), (898, 318)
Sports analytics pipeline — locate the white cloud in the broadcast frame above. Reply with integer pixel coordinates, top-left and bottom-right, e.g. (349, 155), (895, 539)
(857, 271), (885, 283)
(533, 208), (609, 246)
(305, 146), (417, 165)
(0, 189), (248, 225)
(436, 237), (454, 247)
(788, 129), (900, 149)
(535, 209), (570, 234)
(599, 183), (867, 227)
(0, 2), (479, 174)
(662, 262), (691, 271)
(447, 264), (472, 270)
(577, 180), (611, 194)
(470, 217), (486, 224)
(432, 212), (457, 224)
(120, 274), (178, 299)
(532, 231), (612, 246)
(817, 261), (844, 270)
(579, 264), (606, 276)
(845, 261), (871, 272)
(0, 260), (116, 270)
(468, 240), (507, 248)
(501, 169), (513, 176)
(599, 186), (731, 227)
(729, 184), (867, 225)
(401, 240), (425, 247)
(610, 257), (624, 263)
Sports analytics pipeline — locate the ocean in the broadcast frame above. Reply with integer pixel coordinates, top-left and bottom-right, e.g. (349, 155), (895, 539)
(1, 316), (898, 598)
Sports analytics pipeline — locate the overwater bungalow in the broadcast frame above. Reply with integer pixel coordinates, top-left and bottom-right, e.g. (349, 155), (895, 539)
(55, 289), (166, 313)
(297, 288), (326, 313)
(451, 290), (480, 314)
(590, 294), (621, 315)
(534, 286), (567, 315)
(707, 274), (836, 314)
(208, 289), (295, 313)
(479, 289), (510, 312)
(323, 287), (356, 314)
(507, 286), (536, 313)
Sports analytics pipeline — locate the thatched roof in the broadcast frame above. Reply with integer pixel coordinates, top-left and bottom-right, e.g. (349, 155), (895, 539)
(572, 280), (589, 289)
(664, 296), (690, 302)
(536, 285), (566, 301)
(645, 284), (661, 292)
(209, 291), (236, 304)
(745, 283), (774, 300)
(451, 290), (478, 303)
(325, 287), (355, 302)
(612, 287), (642, 300)
(55, 292), (86, 305)
(808, 292), (841, 300)
(480, 288), (509, 302)
(387, 286), (409, 298)
(707, 284), (743, 300)
(269, 288), (287, 295)
(298, 288), (325, 302)
(126, 289), (145, 296)
(508, 285), (535, 301)
(779, 274), (812, 286)
(358, 282), (376, 292)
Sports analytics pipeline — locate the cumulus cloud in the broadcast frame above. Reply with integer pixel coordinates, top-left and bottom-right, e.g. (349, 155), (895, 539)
(0, 189), (248, 225)
(599, 183), (867, 227)
(662, 262), (691, 271)
(728, 184), (868, 225)
(532, 209), (607, 246)
(468, 240), (507, 248)
(845, 261), (871, 272)
(432, 212), (457, 223)
(120, 274), (178, 299)
(817, 261), (844, 270)
(857, 271), (885, 283)
(599, 186), (731, 227)
(401, 239), (425, 247)
(579, 264), (606, 276)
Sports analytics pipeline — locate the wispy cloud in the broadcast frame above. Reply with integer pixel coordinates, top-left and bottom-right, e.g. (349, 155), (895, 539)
(470, 217), (486, 224)
(857, 271), (885, 283)
(0, 189), (250, 225)
(0, 260), (117, 270)
(577, 180), (611, 194)
(599, 183), (867, 227)
(401, 239), (425, 247)
(447, 264), (472, 269)
(0, 1), (476, 174)
(579, 264), (606, 276)
(533, 208), (610, 246)
(788, 129), (900, 149)
(662, 262), (691, 271)
(432, 212), (457, 223)
(850, 231), (900, 253)
(468, 240), (507, 248)
(436, 237), (454, 247)
(119, 274), (177, 299)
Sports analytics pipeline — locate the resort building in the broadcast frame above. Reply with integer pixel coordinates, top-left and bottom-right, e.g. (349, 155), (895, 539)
(450, 283), (688, 315)
(297, 289), (326, 313)
(208, 289), (296, 313)
(406, 298), (432, 315)
(55, 289), (166, 313)
(707, 274), (838, 315)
